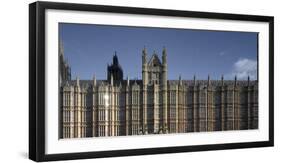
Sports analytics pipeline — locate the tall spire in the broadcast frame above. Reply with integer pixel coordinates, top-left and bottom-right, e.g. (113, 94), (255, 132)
(142, 46), (147, 64)
(162, 46), (167, 64)
(142, 46), (148, 86)
(127, 75), (130, 86)
(248, 75), (250, 86)
(113, 51), (118, 65)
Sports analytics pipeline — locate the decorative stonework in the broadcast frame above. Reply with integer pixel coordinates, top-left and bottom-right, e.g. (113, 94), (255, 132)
(59, 48), (258, 139)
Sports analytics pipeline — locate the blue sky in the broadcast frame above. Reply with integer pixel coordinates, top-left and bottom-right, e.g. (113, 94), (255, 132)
(59, 23), (258, 80)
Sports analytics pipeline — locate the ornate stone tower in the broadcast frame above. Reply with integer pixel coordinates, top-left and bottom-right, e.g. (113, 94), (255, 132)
(142, 47), (148, 134)
(142, 47), (148, 85)
(142, 48), (168, 134)
(162, 47), (168, 133)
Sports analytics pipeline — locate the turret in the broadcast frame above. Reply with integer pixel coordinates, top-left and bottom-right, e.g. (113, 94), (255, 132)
(162, 47), (167, 64)
(142, 47), (148, 86)
(162, 47), (167, 86)
(93, 74), (96, 86)
(142, 47), (147, 64)
(107, 52), (123, 83)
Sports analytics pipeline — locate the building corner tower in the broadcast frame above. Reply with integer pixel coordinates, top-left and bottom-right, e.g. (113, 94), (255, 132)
(162, 47), (168, 133)
(142, 47), (148, 134)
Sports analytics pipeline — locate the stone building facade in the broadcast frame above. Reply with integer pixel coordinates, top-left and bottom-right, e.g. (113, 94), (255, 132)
(59, 47), (258, 139)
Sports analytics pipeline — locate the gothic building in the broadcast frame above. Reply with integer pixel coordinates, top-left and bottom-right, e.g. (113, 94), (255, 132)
(59, 40), (71, 84)
(59, 46), (258, 139)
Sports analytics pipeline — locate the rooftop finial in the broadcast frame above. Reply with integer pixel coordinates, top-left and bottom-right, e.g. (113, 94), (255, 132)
(127, 75), (129, 86)
(179, 74), (182, 85)
(93, 74), (96, 86)
(113, 52), (118, 65)
(142, 46), (147, 64)
(248, 75), (250, 86)
(163, 46), (167, 54)
(162, 46), (167, 64)
(76, 76), (80, 86)
(208, 74), (210, 86)
(234, 75), (237, 86)
(221, 74), (224, 86)
(193, 74), (197, 86)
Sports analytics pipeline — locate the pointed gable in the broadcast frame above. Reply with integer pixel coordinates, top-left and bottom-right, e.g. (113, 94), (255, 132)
(148, 53), (162, 67)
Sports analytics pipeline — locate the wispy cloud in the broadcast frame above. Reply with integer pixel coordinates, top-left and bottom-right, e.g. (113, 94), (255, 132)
(227, 58), (257, 80)
(219, 51), (226, 56)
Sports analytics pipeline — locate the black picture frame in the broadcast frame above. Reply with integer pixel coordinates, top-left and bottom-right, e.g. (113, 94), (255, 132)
(29, 1), (274, 162)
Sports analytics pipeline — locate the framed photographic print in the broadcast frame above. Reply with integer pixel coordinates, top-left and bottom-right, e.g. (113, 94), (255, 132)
(29, 1), (274, 162)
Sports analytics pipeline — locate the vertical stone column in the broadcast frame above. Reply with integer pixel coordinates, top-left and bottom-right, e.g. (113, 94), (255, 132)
(110, 86), (115, 136)
(233, 77), (237, 130)
(162, 47), (168, 133)
(162, 85), (168, 133)
(234, 86), (240, 130)
(142, 86), (148, 134)
(231, 87), (235, 130)
(221, 76), (226, 131)
(137, 89), (141, 135)
(104, 87), (109, 137)
(183, 88), (188, 133)
(80, 89), (86, 137)
(74, 77), (81, 138)
(247, 83), (251, 129)
(177, 82), (184, 133)
(69, 86), (74, 138)
(193, 76), (198, 132)
(92, 83), (97, 137)
(125, 90), (129, 135)
(142, 48), (148, 134)
(253, 83), (258, 129)
(61, 89), (65, 138)
(206, 76), (210, 131)
(153, 85), (159, 133)
(175, 86), (179, 133)
(61, 87), (66, 138)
